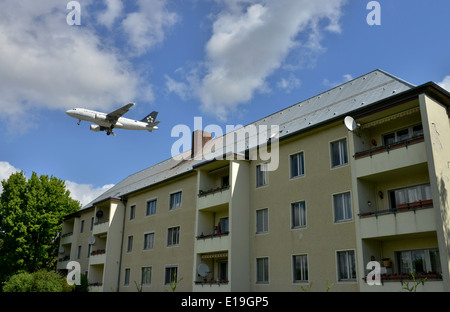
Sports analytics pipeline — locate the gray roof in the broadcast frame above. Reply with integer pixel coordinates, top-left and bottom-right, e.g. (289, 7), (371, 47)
(82, 69), (415, 209)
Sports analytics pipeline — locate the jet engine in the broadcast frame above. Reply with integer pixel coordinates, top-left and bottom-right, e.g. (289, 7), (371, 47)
(90, 125), (101, 132)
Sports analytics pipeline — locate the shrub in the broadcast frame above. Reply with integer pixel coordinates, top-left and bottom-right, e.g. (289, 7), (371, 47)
(3, 270), (74, 292)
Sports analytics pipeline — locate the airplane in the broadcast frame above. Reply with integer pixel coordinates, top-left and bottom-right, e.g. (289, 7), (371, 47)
(66, 103), (159, 136)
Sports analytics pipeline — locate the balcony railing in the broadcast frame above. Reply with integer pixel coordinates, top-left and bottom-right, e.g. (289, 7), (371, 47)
(194, 279), (229, 286)
(198, 185), (230, 197)
(359, 200), (433, 218)
(354, 136), (424, 159)
(196, 231), (229, 240)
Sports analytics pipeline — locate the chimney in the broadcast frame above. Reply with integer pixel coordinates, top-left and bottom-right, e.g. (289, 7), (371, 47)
(191, 130), (212, 159)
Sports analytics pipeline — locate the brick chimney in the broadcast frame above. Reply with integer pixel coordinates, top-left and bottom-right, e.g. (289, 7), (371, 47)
(191, 129), (212, 159)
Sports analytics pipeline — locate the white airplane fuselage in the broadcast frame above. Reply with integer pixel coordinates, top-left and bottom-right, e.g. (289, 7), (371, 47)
(66, 107), (159, 135)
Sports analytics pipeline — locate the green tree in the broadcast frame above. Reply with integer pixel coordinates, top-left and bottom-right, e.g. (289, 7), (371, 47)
(3, 269), (74, 292)
(0, 171), (80, 284)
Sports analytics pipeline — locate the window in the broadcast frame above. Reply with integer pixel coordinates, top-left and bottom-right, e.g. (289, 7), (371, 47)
(330, 139), (348, 167)
(90, 217), (94, 231)
(124, 268), (130, 286)
(333, 192), (352, 222)
(291, 201), (306, 229)
(219, 217), (229, 234)
(256, 209), (268, 234)
(146, 199), (157, 216)
(169, 191), (182, 210)
(383, 124), (423, 146)
(292, 255), (308, 283)
(167, 227), (180, 246)
(218, 261), (228, 282)
(143, 232), (154, 250)
(141, 267), (152, 286)
(129, 205), (135, 220)
(165, 266), (178, 285)
(396, 249), (441, 274)
(77, 246), (82, 259)
(256, 258), (269, 284)
(290, 152), (305, 178)
(337, 250), (356, 281)
(87, 244), (91, 258)
(126, 235), (133, 253)
(256, 163), (268, 187)
(221, 175), (230, 188)
(80, 220), (84, 233)
(389, 184), (432, 209)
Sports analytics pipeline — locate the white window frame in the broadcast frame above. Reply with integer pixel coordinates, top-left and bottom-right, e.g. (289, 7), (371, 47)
(141, 266), (152, 286)
(146, 198), (157, 216)
(336, 249), (357, 283)
(169, 191), (182, 211)
(330, 138), (348, 168)
(256, 163), (269, 188)
(333, 192), (352, 223)
(289, 151), (305, 179)
(292, 254), (309, 284)
(143, 232), (155, 250)
(126, 235), (133, 253)
(123, 268), (131, 286)
(164, 265), (178, 285)
(256, 208), (269, 234)
(291, 201), (306, 229)
(129, 204), (136, 220)
(167, 226), (180, 247)
(256, 257), (269, 284)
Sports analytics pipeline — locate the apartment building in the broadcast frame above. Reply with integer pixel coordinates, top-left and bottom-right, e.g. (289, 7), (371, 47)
(57, 69), (450, 292)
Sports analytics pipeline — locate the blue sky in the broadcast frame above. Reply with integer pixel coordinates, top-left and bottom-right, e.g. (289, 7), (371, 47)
(1, 0), (449, 206)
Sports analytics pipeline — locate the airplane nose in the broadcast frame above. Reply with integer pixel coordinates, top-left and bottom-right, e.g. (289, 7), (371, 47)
(66, 109), (75, 117)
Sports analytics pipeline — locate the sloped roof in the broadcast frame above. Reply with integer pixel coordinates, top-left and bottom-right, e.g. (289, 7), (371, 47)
(82, 69), (415, 209)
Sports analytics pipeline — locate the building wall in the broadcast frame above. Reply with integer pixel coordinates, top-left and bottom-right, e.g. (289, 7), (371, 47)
(119, 173), (197, 292)
(249, 122), (358, 292)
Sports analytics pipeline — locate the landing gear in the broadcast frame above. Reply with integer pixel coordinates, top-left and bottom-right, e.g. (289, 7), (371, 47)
(106, 125), (115, 136)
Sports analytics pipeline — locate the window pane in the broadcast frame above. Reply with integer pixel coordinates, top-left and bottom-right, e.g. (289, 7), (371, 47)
(256, 209), (268, 233)
(170, 192), (182, 210)
(257, 258), (269, 283)
(331, 140), (347, 167)
(293, 255), (308, 282)
(291, 202), (306, 228)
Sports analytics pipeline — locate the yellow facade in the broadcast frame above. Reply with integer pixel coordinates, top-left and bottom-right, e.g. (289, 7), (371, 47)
(58, 71), (450, 292)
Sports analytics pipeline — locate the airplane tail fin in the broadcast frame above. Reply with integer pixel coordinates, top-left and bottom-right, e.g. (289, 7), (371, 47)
(141, 111), (158, 123)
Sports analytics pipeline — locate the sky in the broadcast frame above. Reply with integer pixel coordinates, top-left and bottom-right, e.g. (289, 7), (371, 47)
(0, 0), (449, 206)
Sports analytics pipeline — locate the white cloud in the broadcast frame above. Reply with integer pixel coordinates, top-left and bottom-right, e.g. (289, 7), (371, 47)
(323, 73), (353, 88)
(0, 1), (153, 129)
(0, 161), (111, 206)
(98, 0), (124, 29)
(65, 181), (115, 207)
(438, 76), (450, 92)
(177, 0), (347, 121)
(0, 161), (20, 194)
(277, 74), (302, 93)
(122, 0), (179, 56)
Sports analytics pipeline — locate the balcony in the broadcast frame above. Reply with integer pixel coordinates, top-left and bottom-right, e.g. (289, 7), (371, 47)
(354, 136), (426, 178)
(60, 232), (73, 245)
(196, 232), (229, 254)
(89, 249), (106, 265)
(197, 186), (230, 210)
(92, 219), (109, 235)
(358, 202), (436, 239)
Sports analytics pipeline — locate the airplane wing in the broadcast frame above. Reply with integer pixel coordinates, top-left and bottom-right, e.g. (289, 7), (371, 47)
(106, 103), (135, 125)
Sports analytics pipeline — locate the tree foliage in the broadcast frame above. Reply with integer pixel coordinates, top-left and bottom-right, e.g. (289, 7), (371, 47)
(3, 269), (74, 292)
(0, 171), (80, 283)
